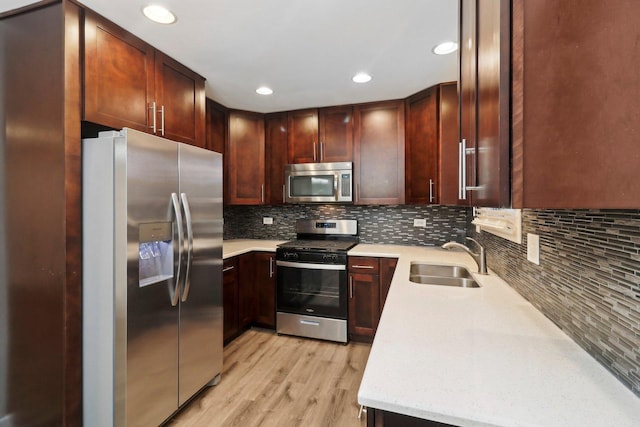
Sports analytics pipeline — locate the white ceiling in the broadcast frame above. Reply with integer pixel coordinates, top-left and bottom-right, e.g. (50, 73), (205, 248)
(3, 0), (458, 113)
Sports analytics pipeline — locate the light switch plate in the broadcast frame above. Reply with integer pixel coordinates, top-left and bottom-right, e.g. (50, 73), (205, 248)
(527, 233), (540, 265)
(263, 217), (273, 225)
(413, 218), (427, 228)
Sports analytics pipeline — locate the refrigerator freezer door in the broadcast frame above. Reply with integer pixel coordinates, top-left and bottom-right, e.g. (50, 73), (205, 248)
(177, 144), (223, 405)
(125, 130), (180, 426)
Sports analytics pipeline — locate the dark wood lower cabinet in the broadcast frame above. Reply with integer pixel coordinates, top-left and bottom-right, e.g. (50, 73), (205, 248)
(348, 257), (397, 342)
(367, 407), (457, 427)
(224, 252), (276, 345)
(348, 272), (380, 341)
(223, 257), (239, 344)
(238, 253), (256, 330)
(254, 252), (276, 328)
(379, 258), (398, 314)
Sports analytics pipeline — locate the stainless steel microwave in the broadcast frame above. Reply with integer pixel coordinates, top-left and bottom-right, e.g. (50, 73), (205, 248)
(285, 162), (353, 203)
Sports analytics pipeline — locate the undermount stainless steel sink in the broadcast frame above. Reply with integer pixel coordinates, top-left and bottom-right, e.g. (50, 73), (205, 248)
(409, 263), (480, 288)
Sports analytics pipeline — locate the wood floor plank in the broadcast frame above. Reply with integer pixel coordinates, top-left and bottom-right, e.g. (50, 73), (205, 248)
(168, 329), (370, 427)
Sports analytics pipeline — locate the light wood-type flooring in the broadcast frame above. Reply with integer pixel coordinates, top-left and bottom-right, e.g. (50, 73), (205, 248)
(168, 328), (371, 427)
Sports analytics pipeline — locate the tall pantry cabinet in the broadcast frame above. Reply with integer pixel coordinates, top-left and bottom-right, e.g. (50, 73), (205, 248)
(0, 2), (83, 424)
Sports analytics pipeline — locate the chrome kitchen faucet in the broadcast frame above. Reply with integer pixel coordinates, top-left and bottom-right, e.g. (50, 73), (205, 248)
(442, 237), (488, 275)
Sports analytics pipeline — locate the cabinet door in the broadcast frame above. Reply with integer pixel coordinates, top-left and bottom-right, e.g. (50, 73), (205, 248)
(459, 0), (510, 207)
(459, 0), (477, 206)
(227, 110), (266, 205)
(287, 109), (319, 163)
(512, 0), (640, 208)
(354, 101), (405, 205)
(206, 99), (227, 154)
(474, 0), (510, 207)
(154, 51), (206, 148)
(405, 87), (439, 204)
(319, 106), (353, 162)
(223, 258), (239, 343)
(379, 258), (398, 314)
(265, 112), (288, 205)
(254, 252), (276, 328)
(438, 82), (462, 206)
(348, 273), (380, 340)
(238, 253), (256, 329)
(84, 10), (155, 133)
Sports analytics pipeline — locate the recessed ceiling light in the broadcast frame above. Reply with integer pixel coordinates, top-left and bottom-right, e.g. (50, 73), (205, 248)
(256, 86), (273, 95)
(432, 41), (458, 55)
(142, 5), (177, 24)
(352, 73), (372, 83)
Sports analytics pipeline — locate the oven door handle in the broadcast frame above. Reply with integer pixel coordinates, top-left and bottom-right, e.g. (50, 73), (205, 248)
(276, 260), (346, 271)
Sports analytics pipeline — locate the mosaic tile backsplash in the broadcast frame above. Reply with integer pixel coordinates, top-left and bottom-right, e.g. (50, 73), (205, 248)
(224, 204), (469, 246)
(470, 209), (640, 397)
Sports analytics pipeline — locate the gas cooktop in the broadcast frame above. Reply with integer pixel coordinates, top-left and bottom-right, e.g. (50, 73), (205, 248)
(277, 239), (357, 252)
(277, 219), (359, 252)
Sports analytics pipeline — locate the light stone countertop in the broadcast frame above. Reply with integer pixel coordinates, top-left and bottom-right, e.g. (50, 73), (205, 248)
(222, 239), (286, 259)
(351, 244), (640, 427)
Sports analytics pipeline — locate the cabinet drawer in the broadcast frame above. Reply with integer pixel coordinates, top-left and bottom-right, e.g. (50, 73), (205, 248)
(348, 257), (379, 274)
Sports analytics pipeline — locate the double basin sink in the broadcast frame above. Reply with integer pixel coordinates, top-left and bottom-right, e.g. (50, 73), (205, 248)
(409, 263), (479, 288)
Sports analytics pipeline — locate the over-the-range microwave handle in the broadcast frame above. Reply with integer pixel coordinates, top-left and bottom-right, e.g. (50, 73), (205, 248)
(180, 193), (194, 302)
(171, 193), (184, 306)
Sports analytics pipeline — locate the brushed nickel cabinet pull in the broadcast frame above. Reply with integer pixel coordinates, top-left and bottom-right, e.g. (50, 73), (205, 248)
(149, 102), (157, 133)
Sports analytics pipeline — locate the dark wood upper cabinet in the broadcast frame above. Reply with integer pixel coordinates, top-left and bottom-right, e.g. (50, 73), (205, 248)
(206, 99), (227, 154)
(458, 0), (510, 208)
(287, 107), (353, 163)
(405, 86), (439, 204)
(265, 112), (288, 205)
(318, 106), (354, 163)
(511, 0), (640, 208)
(227, 110), (266, 205)
(84, 11), (206, 148)
(438, 82), (462, 206)
(84, 10), (155, 133)
(459, 0), (477, 207)
(287, 109), (318, 163)
(354, 100), (405, 205)
(154, 52), (206, 148)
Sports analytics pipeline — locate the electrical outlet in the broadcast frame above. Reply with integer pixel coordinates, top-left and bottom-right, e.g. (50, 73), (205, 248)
(527, 233), (540, 265)
(263, 217), (273, 225)
(413, 218), (427, 228)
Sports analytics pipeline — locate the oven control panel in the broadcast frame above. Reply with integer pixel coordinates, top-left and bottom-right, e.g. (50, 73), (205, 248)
(280, 251), (299, 260)
(322, 253), (339, 262)
(276, 248), (347, 265)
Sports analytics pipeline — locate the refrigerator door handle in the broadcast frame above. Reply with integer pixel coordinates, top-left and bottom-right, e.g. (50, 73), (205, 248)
(180, 193), (194, 302)
(171, 193), (184, 306)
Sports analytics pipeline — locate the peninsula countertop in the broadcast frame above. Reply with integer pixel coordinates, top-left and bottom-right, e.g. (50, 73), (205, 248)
(222, 239), (285, 259)
(351, 244), (640, 427)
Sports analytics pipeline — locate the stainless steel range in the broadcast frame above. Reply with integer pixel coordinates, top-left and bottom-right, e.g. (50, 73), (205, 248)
(276, 219), (359, 343)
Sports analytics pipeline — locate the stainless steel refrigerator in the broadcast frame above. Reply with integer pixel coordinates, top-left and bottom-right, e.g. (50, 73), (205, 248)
(82, 128), (223, 426)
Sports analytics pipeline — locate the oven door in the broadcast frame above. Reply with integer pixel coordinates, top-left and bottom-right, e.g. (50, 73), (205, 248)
(276, 260), (347, 319)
